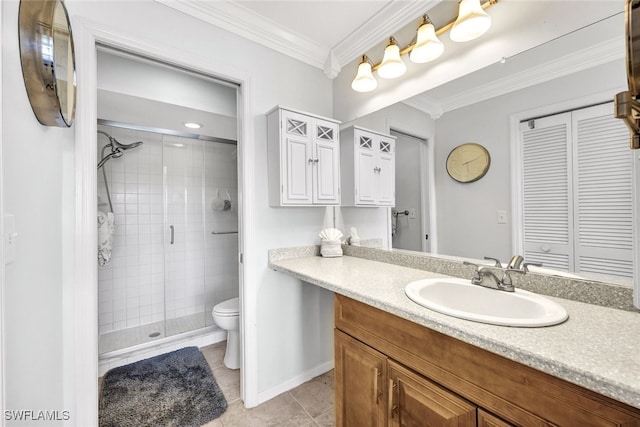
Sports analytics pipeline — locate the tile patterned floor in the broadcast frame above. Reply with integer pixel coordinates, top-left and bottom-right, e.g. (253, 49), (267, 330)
(99, 341), (335, 426)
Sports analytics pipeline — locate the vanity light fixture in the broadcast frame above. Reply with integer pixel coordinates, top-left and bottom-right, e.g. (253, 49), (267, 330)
(410, 15), (444, 64)
(450, 0), (492, 42)
(351, 0), (497, 92)
(351, 55), (378, 92)
(184, 122), (202, 129)
(377, 37), (407, 79)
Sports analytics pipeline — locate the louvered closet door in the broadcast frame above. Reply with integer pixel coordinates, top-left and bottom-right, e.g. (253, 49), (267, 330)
(572, 104), (634, 278)
(521, 113), (574, 271)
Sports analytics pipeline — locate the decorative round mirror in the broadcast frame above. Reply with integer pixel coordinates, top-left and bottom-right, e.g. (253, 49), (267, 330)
(19, 0), (76, 127)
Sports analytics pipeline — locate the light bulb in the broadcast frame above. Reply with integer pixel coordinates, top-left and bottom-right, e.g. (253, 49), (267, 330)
(450, 0), (491, 42)
(351, 56), (377, 92)
(410, 19), (444, 63)
(377, 38), (406, 79)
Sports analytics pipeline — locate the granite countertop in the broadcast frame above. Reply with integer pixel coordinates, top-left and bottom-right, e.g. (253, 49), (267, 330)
(269, 253), (640, 410)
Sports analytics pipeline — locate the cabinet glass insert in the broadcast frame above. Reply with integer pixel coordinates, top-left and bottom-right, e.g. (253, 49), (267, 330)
(287, 118), (307, 136)
(359, 136), (373, 149)
(317, 125), (334, 141)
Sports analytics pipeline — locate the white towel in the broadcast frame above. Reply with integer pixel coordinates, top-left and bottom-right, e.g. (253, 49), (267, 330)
(97, 211), (115, 268)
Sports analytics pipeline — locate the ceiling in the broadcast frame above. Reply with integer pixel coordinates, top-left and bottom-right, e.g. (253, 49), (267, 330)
(156, 0), (437, 77)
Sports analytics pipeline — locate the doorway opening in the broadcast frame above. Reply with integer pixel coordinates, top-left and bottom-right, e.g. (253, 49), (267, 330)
(391, 129), (430, 252)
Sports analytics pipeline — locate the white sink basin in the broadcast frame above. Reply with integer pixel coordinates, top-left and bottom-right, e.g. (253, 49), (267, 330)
(405, 278), (568, 327)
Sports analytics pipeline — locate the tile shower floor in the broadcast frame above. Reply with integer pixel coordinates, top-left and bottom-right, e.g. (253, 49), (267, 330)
(98, 341), (335, 426)
(99, 313), (210, 354)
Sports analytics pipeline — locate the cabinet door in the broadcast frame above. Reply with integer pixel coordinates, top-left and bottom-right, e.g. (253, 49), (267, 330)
(478, 409), (515, 427)
(313, 121), (340, 204)
(335, 330), (387, 427)
(282, 110), (313, 205)
(355, 131), (377, 205)
(388, 360), (476, 427)
(377, 137), (395, 206)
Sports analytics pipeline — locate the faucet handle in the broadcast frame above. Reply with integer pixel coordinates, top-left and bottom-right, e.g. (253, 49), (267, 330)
(502, 268), (525, 287)
(463, 261), (479, 269)
(522, 262), (543, 273)
(483, 256), (502, 267)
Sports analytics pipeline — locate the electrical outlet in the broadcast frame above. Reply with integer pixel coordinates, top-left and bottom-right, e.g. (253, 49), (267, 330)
(409, 208), (416, 219)
(497, 210), (507, 224)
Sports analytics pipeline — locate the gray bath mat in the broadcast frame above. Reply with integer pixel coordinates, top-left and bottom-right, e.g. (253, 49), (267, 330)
(99, 346), (227, 427)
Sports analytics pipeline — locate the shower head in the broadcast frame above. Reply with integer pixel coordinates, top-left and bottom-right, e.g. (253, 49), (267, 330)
(97, 130), (143, 170)
(96, 149), (123, 169)
(113, 139), (143, 151)
(97, 130), (144, 151)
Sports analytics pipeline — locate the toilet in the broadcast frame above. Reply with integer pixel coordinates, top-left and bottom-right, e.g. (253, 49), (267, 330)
(212, 297), (240, 369)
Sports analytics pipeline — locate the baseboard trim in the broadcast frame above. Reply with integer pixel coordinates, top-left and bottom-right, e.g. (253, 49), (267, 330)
(256, 360), (334, 405)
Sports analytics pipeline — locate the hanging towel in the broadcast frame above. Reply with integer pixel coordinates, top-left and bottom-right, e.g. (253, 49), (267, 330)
(97, 211), (115, 268)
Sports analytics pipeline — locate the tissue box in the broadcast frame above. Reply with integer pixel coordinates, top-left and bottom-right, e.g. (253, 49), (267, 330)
(321, 240), (343, 257)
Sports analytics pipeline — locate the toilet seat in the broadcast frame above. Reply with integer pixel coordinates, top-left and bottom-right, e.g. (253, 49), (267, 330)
(213, 297), (239, 316)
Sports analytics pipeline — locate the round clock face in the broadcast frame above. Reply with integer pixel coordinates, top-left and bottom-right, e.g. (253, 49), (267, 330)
(446, 143), (491, 183)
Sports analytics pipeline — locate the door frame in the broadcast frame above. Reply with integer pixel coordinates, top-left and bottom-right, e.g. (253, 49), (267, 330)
(71, 18), (257, 425)
(0, 2), (5, 424)
(386, 122), (436, 253)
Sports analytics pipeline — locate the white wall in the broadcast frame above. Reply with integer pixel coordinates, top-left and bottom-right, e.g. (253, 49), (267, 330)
(97, 50), (237, 117)
(2, 0), (69, 422)
(3, 0), (337, 421)
(434, 60), (626, 261)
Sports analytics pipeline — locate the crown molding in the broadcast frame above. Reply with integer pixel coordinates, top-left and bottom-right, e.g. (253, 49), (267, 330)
(156, 0), (440, 79)
(402, 96), (443, 119)
(156, 0), (329, 70)
(438, 37), (624, 114)
(333, 0), (443, 67)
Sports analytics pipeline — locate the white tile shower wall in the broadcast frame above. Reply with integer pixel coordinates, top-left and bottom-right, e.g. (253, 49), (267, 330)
(97, 125), (239, 338)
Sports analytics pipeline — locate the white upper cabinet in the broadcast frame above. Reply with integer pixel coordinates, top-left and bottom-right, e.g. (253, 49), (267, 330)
(267, 107), (340, 206)
(340, 126), (396, 206)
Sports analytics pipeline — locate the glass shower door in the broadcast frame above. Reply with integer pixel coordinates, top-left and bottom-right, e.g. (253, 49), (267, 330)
(163, 135), (207, 338)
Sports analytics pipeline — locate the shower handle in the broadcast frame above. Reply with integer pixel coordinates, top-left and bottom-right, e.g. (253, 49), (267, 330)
(170, 225), (174, 245)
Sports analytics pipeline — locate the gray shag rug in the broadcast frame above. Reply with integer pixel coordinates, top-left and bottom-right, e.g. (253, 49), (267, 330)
(99, 346), (227, 427)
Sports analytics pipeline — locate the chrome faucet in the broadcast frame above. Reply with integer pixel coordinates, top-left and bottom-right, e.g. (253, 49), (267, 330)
(463, 261), (517, 292)
(506, 255), (525, 270)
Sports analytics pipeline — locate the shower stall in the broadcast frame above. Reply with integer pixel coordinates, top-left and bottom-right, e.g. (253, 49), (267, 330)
(97, 122), (239, 357)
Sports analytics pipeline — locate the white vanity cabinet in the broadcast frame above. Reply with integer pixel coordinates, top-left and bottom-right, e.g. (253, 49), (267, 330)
(340, 126), (395, 206)
(267, 107), (341, 206)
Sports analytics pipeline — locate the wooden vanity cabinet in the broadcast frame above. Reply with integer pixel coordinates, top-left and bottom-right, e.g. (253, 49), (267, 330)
(334, 294), (640, 427)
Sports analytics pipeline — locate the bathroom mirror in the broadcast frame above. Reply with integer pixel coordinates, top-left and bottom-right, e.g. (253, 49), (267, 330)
(19, 0), (76, 127)
(350, 7), (635, 287)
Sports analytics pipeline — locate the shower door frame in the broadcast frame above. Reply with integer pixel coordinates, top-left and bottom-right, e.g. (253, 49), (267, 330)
(72, 20), (258, 425)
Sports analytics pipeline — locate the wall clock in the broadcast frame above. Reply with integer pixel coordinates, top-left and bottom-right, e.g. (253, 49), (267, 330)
(446, 143), (491, 183)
